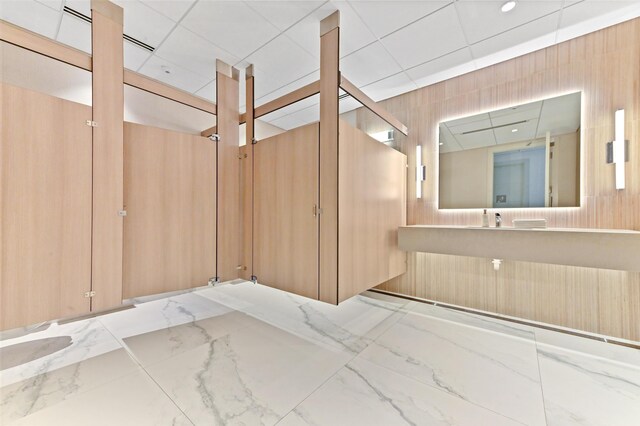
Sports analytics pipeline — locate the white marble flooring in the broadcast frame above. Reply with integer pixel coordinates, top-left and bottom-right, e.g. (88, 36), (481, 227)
(1, 282), (639, 426)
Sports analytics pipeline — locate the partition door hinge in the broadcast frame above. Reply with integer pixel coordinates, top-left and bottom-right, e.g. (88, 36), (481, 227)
(236, 265), (245, 270)
(84, 290), (96, 298)
(85, 120), (98, 127)
(251, 138), (258, 145)
(118, 210), (127, 217)
(209, 133), (220, 142)
(313, 204), (322, 217)
(250, 275), (257, 284)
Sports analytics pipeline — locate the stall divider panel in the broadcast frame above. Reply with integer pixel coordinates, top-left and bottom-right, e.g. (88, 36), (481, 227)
(254, 123), (320, 299)
(1, 84), (93, 330)
(337, 120), (407, 302)
(90, 0), (125, 310)
(216, 60), (241, 282)
(122, 123), (216, 299)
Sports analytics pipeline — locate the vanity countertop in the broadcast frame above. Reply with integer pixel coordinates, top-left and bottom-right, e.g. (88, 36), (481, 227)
(398, 225), (640, 272)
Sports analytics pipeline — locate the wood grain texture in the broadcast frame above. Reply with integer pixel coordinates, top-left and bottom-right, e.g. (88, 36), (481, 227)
(338, 120), (407, 302)
(90, 2), (124, 311)
(372, 18), (640, 341)
(319, 25), (340, 304)
(254, 123), (320, 299)
(1, 84), (92, 330)
(124, 70), (216, 115)
(0, 19), (92, 71)
(240, 70), (255, 281)
(216, 63), (241, 282)
(123, 123), (216, 299)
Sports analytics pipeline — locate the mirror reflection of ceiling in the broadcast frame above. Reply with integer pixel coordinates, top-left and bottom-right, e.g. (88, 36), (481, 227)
(1, 0), (638, 131)
(439, 92), (581, 153)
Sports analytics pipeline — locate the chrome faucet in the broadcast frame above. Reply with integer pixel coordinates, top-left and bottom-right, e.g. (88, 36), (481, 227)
(495, 213), (502, 227)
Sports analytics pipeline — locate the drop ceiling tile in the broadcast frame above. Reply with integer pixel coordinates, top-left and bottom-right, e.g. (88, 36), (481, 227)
(56, 13), (91, 53)
(455, 129), (497, 150)
(288, 103), (320, 125)
(340, 41), (403, 87)
(455, 0), (562, 44)
(405, 47), (473, 87)
(194, 79), (216, 103)
(438, 123), (464, 152)
(138, 55), (210, 93)
(360, 72), (417, 102)
(154, 26), (239, 80)
(493, 119), (538, 145)
(557, 1), (640, 43)
(36, 0), (63, 11)
(140, 0), (195, 22)
(259, 93), (320, 123)
(268, 114), (306, 131)
(0, 0), (61, 38)
(247, 1), (324, 31)
(246, 34), (318, 90)
(112, 0), (175, 47)
(64, 0), (90, 16)
(448, 118), (493, 135)
(349, 0), (450, 38)
(339, 96), (362, 114)
(444, 113), (491, 129)
(489, 101), (541, 120)
(536, 92), (581, 137)
(382, 4), (467, 69)
(124, 41), (152, 71)
(470, 12), (560, 60)
(181, 1), (280, 59)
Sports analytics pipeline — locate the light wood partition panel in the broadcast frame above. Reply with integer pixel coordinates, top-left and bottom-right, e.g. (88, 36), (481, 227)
(90, 0), (124, 310)
(254, 123), (320, 299)
(338, 120), (407, 302)
(123, 123), (216, 299)
(216, 60), (241, 282)
(319, 12), (340, 304)
(240, 65), (255, 281)
(1, 84), (92, 330)
(367, 18), (640, 341)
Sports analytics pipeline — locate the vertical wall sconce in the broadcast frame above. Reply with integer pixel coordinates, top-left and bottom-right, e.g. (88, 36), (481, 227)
(607, 109), (628, 190)
(416, 145), (425, 198)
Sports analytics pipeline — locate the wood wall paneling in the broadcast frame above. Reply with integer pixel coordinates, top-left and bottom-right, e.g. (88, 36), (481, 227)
(123, 123), (216, 299)
(373, 18), (640, 341)
(338, 120), (407, 302)
(254, 123), (320, 299)
(1, 84), (92, 330)
(216, 60), (241, 282)
(90, 0), (124, 311)
(318, 13), (340, 304)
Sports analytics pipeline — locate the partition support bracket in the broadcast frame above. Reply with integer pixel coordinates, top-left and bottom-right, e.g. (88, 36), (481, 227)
(250, 275), (258, 284)
(209, 134), (220, 142)
(208, 277), (220, 286)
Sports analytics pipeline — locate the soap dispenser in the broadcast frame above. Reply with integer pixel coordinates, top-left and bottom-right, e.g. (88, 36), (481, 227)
(482, 209), (489, 227)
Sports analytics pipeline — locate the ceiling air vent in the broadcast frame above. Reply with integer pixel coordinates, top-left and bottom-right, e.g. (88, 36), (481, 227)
(63, 6), (155, 53)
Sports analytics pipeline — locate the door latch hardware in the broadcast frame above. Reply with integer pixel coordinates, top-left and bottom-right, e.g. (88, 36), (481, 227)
(85, 120), (98, 127)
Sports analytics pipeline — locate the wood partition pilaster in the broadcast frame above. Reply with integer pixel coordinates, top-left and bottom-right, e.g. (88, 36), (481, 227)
(241, 65), (255, 281)
(90, 0), (124, 310)
(319, 11), (340, 304)
(216, 60), (241, 282)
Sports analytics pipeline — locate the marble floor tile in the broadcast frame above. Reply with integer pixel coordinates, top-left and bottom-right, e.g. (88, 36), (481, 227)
(358, 312), (546, 425)
(123, 311), (255, 366)
(538, 344), (640, 426)
(0, 318), (123, 387)
(99, 291), (234, 340)
(279, 357), (521, 426)
(1, 349), (139, 424)
(9, 370), (192, 426)
(145, 318), (351, 425)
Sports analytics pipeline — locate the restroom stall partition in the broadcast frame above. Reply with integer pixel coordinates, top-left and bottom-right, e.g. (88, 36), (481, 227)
(247, 11), (409, 304)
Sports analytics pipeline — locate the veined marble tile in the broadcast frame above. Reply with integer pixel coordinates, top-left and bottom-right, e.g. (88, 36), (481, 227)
(359, 312), (546, 425)
(9, 369), (192, 426)
(123, 311), (255, 366)
(145, 318), (351, 425)
(199, 283), (407, 355)
(538, 344), (640, 426)
(404, 300), (536, 341)
(279, 357), (521, 426)
(99, 291), (234, 340)
(1, 349), (139, 424)
(0, 319), (122, 387)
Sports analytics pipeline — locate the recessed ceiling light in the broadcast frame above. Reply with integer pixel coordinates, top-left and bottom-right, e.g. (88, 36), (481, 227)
(512, 128), (518, 132)
(501, 1), (516, 13)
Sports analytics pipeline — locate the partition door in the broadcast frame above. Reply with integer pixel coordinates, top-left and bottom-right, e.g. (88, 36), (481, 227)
(1, 84), (93, 330)
(123, 122), (216, 299)
(254, 123), (320, 299)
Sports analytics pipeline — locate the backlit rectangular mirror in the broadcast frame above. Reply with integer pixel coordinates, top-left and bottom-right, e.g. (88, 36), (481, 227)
(438, 92), (581, 209)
